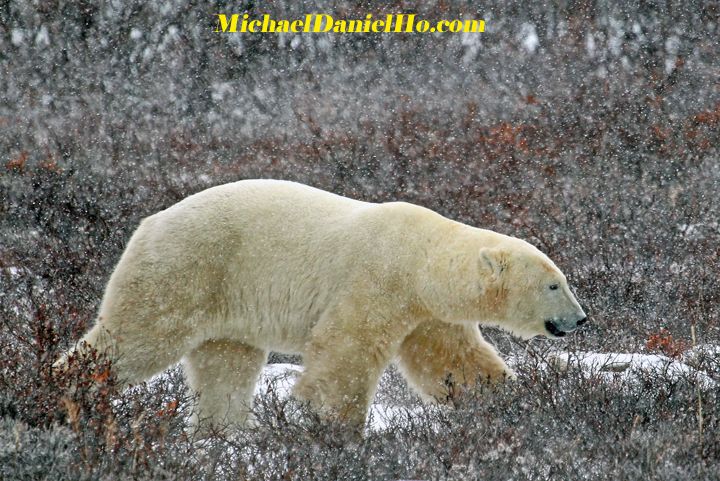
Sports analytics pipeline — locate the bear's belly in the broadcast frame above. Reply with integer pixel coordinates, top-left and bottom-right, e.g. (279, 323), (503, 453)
(213, 306), (318, 354)
(214, 268), (336, 354)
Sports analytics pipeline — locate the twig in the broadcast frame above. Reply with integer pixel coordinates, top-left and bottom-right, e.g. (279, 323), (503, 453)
(691, 324), (703, 440)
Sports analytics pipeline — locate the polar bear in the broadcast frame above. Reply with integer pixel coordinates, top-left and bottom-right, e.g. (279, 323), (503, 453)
(61, 179), (586, 427)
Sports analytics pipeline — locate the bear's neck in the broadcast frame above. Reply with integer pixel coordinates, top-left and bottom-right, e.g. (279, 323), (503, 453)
(418, 222), (505, 324)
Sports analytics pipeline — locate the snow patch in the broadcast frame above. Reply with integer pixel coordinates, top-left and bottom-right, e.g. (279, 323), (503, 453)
(11, 29), (24, 46)
(461, 32), (482, 64)
(36, 25), (50, 46)
(547, 351), (717, 389)
(255, 363), (424, 431)
(119, 346), (719, 434)
(1, 266), (23, 279)
(518, 23), (539, 53)
(683, 343), (720, 365)
(585, 33), (596, 57)
(255, 363), (302, 398)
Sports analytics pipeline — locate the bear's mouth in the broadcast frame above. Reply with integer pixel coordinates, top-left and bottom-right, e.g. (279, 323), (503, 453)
(544, 320), (567, 337)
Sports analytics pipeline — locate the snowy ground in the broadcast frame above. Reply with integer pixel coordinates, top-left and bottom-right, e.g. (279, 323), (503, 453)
(254, 363), (422, 431)
(252, 346), (719, 432)
(131, 344), (718, 437)
(546, 348), (718, 389)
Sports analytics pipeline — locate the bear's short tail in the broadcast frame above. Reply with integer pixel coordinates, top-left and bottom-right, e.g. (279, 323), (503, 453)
(52, 343), (82, 375)
(52, 324), (113, 375)
(52, 352), (68, 374)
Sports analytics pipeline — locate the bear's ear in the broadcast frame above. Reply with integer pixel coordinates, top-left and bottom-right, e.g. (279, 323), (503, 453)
(479, 247), (507, 280)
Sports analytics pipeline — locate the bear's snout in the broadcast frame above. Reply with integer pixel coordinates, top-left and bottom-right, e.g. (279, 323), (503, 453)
(545, 320), (567, 337)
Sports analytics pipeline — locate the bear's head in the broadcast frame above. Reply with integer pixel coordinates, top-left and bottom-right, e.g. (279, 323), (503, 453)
(476, 243), (587, 339)
(419, 235), (586, 339)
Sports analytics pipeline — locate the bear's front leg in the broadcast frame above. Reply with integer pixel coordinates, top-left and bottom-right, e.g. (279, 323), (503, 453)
(294, 302), (411, 427)
(396, 319), (515, 402)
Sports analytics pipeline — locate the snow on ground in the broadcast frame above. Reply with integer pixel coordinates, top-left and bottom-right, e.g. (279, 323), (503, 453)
(254, 363), (302, 398)
(546, 348), (717, 389)
(257, 346), (719, 430)
(137, 346), (718, 433)
(254, 363), (426, 431)
(253, 347), (718, 432)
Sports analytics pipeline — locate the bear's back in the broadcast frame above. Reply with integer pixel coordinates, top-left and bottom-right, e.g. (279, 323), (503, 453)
(177, 179), (368, 221)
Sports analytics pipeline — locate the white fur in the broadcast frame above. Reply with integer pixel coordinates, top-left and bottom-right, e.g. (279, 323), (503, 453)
(64, 179), (584, 426)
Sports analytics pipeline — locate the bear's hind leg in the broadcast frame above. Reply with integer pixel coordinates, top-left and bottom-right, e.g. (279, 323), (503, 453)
(396, 319), (515, 402)
(182, 339), (267, 428)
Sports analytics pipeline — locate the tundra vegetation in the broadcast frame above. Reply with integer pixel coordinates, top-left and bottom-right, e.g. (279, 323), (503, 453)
(1, 1), (719, 480)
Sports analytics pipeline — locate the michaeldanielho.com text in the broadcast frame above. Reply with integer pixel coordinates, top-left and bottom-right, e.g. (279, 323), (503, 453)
(216, 14), (485, 34)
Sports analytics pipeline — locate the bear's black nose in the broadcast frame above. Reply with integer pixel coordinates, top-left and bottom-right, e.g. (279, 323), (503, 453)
(577, 317), (588, 326)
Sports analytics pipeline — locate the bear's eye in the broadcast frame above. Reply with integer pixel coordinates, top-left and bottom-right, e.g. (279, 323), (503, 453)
(549, 284), (559, 291)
